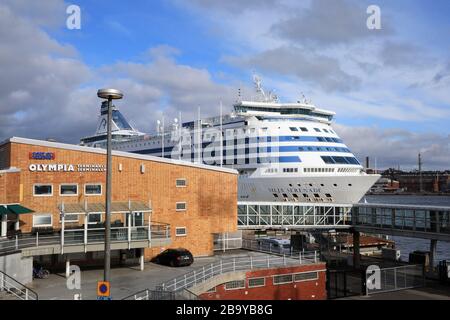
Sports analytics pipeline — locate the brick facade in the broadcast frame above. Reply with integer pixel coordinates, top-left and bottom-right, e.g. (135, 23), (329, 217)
(0, 137), (238, 259)
(199, 263), (327, 300)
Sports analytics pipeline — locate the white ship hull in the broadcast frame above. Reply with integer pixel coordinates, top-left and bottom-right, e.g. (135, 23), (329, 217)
(239, 174), (380, 204)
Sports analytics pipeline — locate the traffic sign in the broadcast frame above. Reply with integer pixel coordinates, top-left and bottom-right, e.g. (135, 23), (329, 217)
(97, 281), (110, 297)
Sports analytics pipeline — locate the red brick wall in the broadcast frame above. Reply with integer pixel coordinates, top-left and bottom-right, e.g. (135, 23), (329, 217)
(200, 263), (327, 300)
(1, 140), (238, 258)
(0, 170), (20, 204)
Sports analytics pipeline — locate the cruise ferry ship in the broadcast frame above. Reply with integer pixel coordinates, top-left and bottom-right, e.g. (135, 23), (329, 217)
(80, 77), (379, 204)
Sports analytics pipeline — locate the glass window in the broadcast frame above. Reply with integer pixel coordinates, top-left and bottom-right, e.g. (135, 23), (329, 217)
(61, 214), (79, 222)
(176, 227), (187, 236)
(294, 272), (318, 282)
(248, 278), (265, 288)
(300, 127), (308, 132)
(332, 156), (349, 164)
(321, 156), (335, 164)
(273, 274), (293, 285)
(60, 184), (78, 196)
(314, 128), (321, 132)
(289, 127), (298, 131)
(176, 202), (187, 211)
(85, 184), (102, 195)
(176, 179), (187, 187)
(33, 214), (52, 227)
(88, 213), (102, 224)
(225, 280), (245, 290)
(34, 184), (52, 196)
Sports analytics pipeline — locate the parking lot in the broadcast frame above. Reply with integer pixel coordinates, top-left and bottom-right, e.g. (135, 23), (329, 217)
(28, 250), (277, 300)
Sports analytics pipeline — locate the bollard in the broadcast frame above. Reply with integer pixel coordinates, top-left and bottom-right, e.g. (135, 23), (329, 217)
(15, 235), (18, 250)
(36, 232), (39, 247)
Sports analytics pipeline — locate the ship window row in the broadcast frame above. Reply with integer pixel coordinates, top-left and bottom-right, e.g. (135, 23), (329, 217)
(132, 141), (348, 156)
(33, 184), (102, 197)
(304, 168), (335, 173)
(321, 156), (360, 165)
(283, 168), (298, 173)
(337, 168), (360, 173)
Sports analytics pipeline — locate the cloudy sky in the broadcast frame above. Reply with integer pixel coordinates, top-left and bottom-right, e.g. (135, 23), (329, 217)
(0, 0), (449, 170)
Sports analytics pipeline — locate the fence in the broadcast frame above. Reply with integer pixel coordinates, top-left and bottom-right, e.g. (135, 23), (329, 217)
(0, 222), (170, 255)
(156, 251), (319, 293)
(365, 264), (425, 295)
(0, 270), (38, 300)
(122, 288), (198, 300)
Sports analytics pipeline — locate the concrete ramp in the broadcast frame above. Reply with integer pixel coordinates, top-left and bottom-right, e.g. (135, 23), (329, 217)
(190, 271), (246, 295)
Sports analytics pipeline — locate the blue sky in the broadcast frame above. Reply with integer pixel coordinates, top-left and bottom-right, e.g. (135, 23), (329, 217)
(0, 0), (449, 169)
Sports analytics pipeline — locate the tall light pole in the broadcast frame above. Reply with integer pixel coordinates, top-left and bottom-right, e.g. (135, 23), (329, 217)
(97, 88), (123, 283)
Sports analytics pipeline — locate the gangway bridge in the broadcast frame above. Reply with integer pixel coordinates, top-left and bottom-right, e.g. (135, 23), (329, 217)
(236, 201), (450, 269)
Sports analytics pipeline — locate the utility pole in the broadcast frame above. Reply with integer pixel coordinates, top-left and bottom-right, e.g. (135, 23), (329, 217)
(418, 153), (423, 193)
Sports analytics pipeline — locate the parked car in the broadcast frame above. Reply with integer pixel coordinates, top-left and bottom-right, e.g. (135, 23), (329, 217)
(151, 248), (194, 267)
(256, 237), (291, 254)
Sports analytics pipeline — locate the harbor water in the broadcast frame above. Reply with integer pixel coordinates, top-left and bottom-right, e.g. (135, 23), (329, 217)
(362, 195), (450, 262)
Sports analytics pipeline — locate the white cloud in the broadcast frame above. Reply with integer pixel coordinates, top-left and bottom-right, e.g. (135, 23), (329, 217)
(335, 124), (450, 170)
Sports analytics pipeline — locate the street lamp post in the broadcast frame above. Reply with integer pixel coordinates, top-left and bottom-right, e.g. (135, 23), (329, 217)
(97, 88), (123, 283)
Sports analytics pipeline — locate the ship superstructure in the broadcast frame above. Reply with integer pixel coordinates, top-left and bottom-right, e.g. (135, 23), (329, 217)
(81, 77), (379, 204)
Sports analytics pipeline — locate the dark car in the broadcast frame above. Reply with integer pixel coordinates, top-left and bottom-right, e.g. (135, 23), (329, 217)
(151, 248), (194, 267)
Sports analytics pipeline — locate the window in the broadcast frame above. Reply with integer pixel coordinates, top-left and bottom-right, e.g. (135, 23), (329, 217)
(289, 127), (298, 131)
(273, 193), (279, 198)
(300, 127), (308, 132)
(332, 156), (349, 164)
(88, 213), (102, 224)
(294, 272), (318, 282)
(176, 202), (187, 211)
(225, 280), (245, 290)
(176, 179), (187, 187)
(314, 128), (321, 132)
(314, 193), (320, 198)
(325, 193), (332, 198)
(273, 274), (293, 285)
(33, 214), (52, 227)
(176, 227), (187, 236)
(61, 214), (79, 223)
(85, 184), (102, 195)
(33, 184), (53, 196)
(206, 287), (216, 293)
(248, 278), (265, 288)
(60, 184), (78, 196)
(323, 129), (329, 133)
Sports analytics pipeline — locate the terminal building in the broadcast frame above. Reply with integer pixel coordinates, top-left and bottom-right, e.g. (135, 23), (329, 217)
(0, 137), (238, 282)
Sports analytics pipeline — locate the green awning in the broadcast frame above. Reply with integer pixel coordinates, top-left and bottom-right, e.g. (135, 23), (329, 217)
(7, 204), (34, 214)
(0, 206), (11, 216)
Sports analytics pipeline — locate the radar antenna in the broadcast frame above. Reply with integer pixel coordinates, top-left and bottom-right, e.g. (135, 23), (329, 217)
(253, 74), (266, 100)
(252, 73), (278, 102)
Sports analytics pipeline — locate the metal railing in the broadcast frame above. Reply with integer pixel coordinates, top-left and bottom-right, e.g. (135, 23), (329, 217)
(0, 270), (38, 300)
(365, 264), (425, 295)
(122, 288), (198, 300)
(0, 222), (170, 255)
(156, 251), (319, 292)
